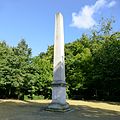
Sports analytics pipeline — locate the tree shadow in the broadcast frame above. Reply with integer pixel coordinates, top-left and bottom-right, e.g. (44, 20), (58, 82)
(0, 100), (120, 120)
(71, 105), (120, 119)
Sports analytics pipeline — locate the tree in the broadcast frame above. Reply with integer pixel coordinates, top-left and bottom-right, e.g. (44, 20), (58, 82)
(0, 39), (34, 99)
(92, 32), (120, 101)
(32, 56), (53, 99)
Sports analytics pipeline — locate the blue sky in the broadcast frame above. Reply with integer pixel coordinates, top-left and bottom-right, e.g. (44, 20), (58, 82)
(0, 0), (120, 56)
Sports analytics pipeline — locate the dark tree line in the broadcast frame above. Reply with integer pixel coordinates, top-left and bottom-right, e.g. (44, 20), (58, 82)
(0, 19), (120, 101)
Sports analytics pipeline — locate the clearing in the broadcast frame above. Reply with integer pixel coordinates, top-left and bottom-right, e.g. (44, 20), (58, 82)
(0, 99), (120, 120)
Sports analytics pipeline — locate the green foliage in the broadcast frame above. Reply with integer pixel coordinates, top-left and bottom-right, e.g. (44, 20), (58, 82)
(24, 95), (44, 100)
(0, 18), (120, 102)
(32, 56), (53, 99)
(91, 32), (120, 101)
(65, 36), (92, 99)
(0, 40), (33, 99)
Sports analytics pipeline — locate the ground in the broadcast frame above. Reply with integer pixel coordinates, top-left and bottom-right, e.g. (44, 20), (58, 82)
(0, 100), (120, 120)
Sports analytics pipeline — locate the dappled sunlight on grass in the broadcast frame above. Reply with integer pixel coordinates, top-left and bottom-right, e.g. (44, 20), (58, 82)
(0, 99), (120, 120)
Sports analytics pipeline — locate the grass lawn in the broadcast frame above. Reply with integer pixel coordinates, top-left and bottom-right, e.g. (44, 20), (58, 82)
(0, 99), (120, 120)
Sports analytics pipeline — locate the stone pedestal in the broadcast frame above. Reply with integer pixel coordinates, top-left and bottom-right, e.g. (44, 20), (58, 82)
(47, 81), (69, 112)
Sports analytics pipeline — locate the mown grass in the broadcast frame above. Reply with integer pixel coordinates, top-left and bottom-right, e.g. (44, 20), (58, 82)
(0, 99), (120, 120)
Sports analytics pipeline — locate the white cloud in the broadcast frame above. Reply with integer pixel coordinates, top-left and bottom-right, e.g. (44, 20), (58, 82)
(93, 0), (106, 10)
(70, 6), (96, 29)
(70, 0), (116, 29)
(107, 1), (116, 8)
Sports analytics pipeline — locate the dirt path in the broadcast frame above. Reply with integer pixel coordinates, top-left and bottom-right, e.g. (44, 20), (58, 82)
(0, 99), (120, 120)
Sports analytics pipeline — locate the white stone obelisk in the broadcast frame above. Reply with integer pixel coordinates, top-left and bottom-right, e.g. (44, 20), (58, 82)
(47, 12), (69, 111)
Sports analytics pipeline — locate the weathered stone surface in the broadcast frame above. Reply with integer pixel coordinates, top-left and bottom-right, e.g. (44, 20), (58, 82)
(52, 86), (66, 104)
(46, 102), (70, 112)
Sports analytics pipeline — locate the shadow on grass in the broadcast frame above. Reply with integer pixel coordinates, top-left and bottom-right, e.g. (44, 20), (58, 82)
(0, 100), (120, 120)
(71, 105), (120, 118)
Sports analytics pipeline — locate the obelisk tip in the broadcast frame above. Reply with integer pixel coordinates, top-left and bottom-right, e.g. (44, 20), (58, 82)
(56, 12), (62, 16)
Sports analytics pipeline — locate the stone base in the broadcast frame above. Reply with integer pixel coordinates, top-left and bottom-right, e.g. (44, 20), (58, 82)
(46, 102), (71, 112)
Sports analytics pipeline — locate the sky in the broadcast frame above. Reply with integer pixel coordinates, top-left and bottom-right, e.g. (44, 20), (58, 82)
(0, 0), (120, 56)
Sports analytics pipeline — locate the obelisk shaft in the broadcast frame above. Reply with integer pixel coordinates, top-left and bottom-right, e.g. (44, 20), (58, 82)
(54, 13), (65, 82)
